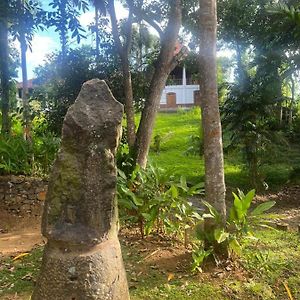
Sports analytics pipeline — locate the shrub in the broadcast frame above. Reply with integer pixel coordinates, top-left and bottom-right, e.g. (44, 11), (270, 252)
(192, 189), (276, 272)
(117, 164), (203, 239)
(0, 133), (59, 176)
(31, 133), (60, 175)
(184, 133), (203, 157)
(0, 135), (32, 175)
(151, 132), (173, 153)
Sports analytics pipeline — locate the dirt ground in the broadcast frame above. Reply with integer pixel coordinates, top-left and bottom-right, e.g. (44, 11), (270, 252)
(0, 201), (44, 257)
(0, 185), (299, 259)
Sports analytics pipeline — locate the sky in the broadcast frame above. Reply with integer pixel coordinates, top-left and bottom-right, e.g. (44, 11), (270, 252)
(16, 1), (128, 81)
(16, 1), (233, 81)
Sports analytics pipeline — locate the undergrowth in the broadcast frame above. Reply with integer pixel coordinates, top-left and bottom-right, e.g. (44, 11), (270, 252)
(0, 228), (299, 299)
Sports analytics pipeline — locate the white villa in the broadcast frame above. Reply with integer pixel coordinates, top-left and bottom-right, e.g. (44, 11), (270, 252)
(160, 66), (200, 109)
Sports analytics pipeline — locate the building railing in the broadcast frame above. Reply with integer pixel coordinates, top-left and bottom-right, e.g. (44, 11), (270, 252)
(166, 78), (198, 86)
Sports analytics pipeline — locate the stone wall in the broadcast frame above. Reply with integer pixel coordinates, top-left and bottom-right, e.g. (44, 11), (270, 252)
(0, 176), (48, 216)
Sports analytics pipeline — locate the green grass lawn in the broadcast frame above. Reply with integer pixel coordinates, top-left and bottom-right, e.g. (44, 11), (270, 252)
(149, 109), (300, 190)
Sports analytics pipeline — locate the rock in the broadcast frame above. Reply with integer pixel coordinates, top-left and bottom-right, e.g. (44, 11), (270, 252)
(37, 191), (46, 201)
(10, 175), (25, 184)
(35, 187), (45, 194)
(32, 79), (129, 300)
(22, 204), (31, 211)
(4, 194), (11, 201)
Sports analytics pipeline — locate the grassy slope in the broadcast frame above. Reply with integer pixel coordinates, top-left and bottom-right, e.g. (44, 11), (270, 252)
(150, 109), (205, 184)
(150, 109), (300, 190)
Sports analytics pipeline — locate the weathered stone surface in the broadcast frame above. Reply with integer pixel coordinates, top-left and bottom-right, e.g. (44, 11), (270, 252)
(33, 238), (128, 300)
(32, 79), (129, 300)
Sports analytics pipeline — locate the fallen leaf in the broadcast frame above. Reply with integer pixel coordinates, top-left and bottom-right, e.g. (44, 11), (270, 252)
(283, 282), (294, 300)
(37, 191), (46, 201)
(13, 252), (29, 261)
(167, 273), (175, 282)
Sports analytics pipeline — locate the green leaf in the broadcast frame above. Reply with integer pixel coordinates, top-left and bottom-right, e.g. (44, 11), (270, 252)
(141, 213), (152, 221)
(251, 201), (276, 216)
(214, 228), (229, 244)
(175, 213), (183, 221)
(189, 182), (205, 195)
(117, 195), (131, 207)
(229, 238), (241, 256)
(191, 249), (212, 272)
(180, 176), (188, 191)
(120, 186), (143, 206)
(170, 184), (178, 198)
(241, 189), (255, 211)
(232, 192), (244, 220)
(237, 189), (245, 199)
(202, 201), (221, 223)
(202, 213), (214, 219)
(117, 169), (127, 180)
(192, 211), (202, 220)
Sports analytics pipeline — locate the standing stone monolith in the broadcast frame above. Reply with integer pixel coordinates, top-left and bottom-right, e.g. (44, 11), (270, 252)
(32, 79), (130, 300)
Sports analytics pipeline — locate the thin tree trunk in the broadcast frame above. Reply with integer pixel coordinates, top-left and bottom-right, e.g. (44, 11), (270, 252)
(20, 33), (30, 140)
(289, 77), (295, 129)
(134, 67), (171, 168)
(236, 43), (246, 86)
(18, 0), (30, 140)
(121, 59), (136, 148)
(0, 0), (10, 134)
(199, 0), (226, 220)
(134, 0), (182, 168)
(108, 0), (136, 148)
(95, 7), (100, 58)
(59, 1), (68, 61)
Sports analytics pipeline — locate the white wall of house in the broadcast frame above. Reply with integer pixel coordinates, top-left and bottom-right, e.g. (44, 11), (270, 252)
(160, 85), (200, 105)
(160, 66), (199, 105)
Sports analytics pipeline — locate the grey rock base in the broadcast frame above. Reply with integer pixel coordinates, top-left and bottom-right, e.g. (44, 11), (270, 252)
(32, 237), (129, 300)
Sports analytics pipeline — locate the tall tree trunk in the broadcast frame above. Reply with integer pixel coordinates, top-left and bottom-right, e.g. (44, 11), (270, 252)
(289, 77), (295, 129)
(20, 34), (30, 140)
(18, 0), (30, 140)
(121, 58), (136, 148)
(95, 7), (100, 58)
(134, 67), (170, 168)
(108, 0), (136, 148)
(0, 0), (10, 134)
(199, 0), (226, 220)
(59, 1), (68, 61)
(236, 43), (246, 87)
(134, 0), (182, 168)
(279, 105), (283, 126)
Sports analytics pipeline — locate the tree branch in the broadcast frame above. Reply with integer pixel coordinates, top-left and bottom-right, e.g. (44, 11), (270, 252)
(107, 0), (123, 56)
(126, 0), (164, 39)
(159, 0), (182, 71)
(124, 6), (133, 56)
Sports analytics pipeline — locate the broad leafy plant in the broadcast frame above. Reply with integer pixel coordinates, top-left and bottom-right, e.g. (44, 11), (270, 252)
(192, 189), (276, 272)
(117, 164), (203, 239)
(0, 133), (59, 176)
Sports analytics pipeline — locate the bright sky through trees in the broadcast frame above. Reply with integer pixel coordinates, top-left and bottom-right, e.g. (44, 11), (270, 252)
(16, 0), (128, 80)
(15, 0), (233, 81)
